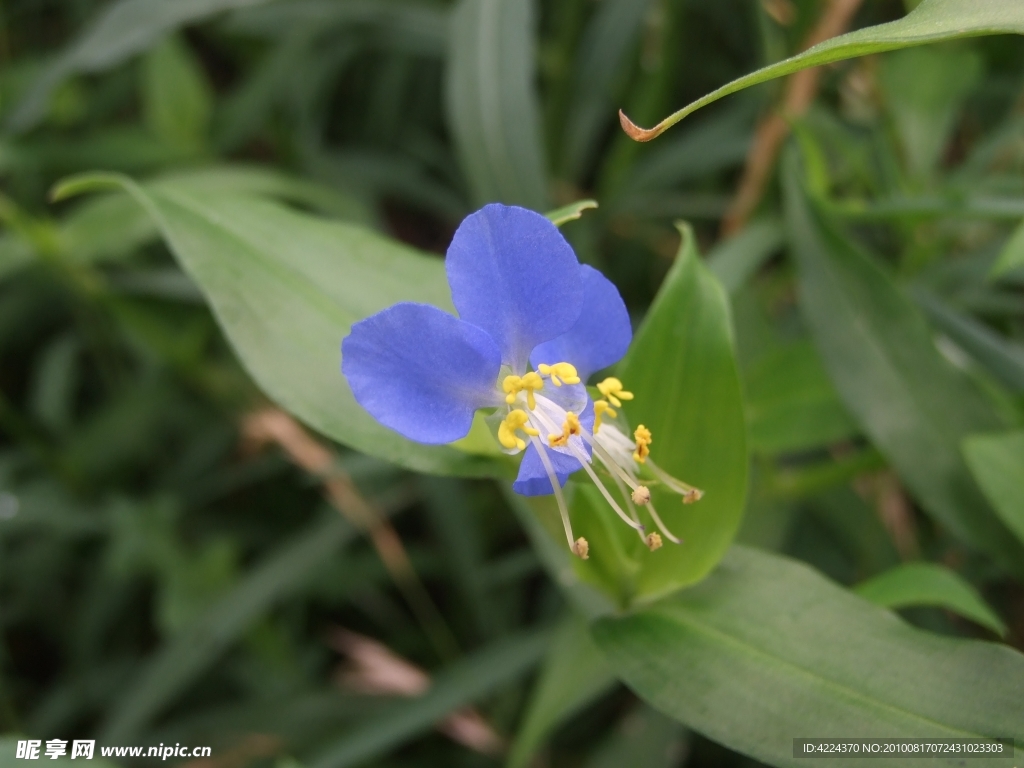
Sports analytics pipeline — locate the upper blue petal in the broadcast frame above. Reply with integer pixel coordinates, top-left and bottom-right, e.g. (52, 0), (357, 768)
(446, 204), (584, 371)
(342, 302), (501, 444)
(512, 397), (595, 496)
(530, 265), (632, 381)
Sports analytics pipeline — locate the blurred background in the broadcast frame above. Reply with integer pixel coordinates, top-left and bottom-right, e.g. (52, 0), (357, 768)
(1, 0), (1023, 766)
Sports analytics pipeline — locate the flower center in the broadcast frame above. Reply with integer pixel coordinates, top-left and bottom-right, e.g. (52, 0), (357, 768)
(502, 371), (543, 409)
(548, 411), (582, 447)
(498, 409), (539, 450)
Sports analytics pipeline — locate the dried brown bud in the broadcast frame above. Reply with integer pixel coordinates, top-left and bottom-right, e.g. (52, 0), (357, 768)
(683, 488), (704, 505)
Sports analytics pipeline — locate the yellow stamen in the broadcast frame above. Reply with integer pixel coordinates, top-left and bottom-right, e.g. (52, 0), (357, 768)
(596, 377), (633, 408)
(498, 409), (539, 451)
(572, 536), (590, 559)
(633, 424), (652, 463)
(548, 411), (582, 448)
(593, 399), (616, 432)
(502, 372), (543, 409)
(631, 485), (651, 505)
(538, 362), (581, 387)
(646, 532), (663, 551)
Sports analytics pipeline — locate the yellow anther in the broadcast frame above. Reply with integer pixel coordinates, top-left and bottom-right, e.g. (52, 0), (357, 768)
(498, 409), (539, 451)
(572, 537), (590, 560)
(502, 372), (543, 409)
(538, 362), (581, 387)
(646, 532), (663, 551)
(683, 488), (704, 505)
(593, 399), (616, 432)
(631, 485), (651, 505)
(596, 377), (633, 408)
(633, 424), (652, 463)
(548, 411), (582, 448)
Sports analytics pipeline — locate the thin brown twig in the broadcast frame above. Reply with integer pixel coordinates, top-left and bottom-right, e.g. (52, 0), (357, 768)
(241, 408), (460, 662)
(720, 0), (865, 237)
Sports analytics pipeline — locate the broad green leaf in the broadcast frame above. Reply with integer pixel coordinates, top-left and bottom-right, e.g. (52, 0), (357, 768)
(963, 431), (1024, 546)
(446, 0), (549, 209)
(507, 614), (616, 768)
(141, 35), (213, 151)
(7, 0), (273, 133)
(620, 0), (1024, 141)
(783, 153), (1024, 576)
(991, 217), (1024, 277)
(308, 628), (551, 768)
(745, 341), (859, 456)
(102, 512), (360, 740)
(854, 562), (1006, 637)
(593, 546), (1024, 768)
(55, 172), (505, 477)
(545, 199), (598, 227)
(568, 224), (748, 604)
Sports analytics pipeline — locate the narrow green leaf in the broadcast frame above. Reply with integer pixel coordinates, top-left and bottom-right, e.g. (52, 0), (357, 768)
(545, 199), (598, 227)
(101, 513), (358, 740)
(141, 35), (213, 151)
(783, 152), (1024, 575)
(584, 705), (688, 768)
(705, 216), (784, 295)
(963, 431), (1024, 546)
(507, 614), (616, 768)
(594, 546), (1024, 768)
(622, 0), (1024, 140)
(991, 217), (1024, 277)
(309, 629), (551, 768)
(855, 563), (1006, 636)
(568, 224), (748, 604)
(8, 0), (273, 133)
(55, 172), (505, 476)
(446, 0), (549, 209)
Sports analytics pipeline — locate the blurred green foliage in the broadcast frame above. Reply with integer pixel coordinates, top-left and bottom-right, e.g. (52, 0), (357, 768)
(1, 0), (1023, 767)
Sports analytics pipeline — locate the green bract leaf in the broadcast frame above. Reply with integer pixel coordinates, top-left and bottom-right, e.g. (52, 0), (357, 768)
(568, 224), (748, 604)
(963, 431), (1024, 547)
(620, 0), (1024, 141)
(854, 562), (1006, 637)
(54, 171), (507, 477)
(446, 0), (548, 210)
(593, 546), (1024, 767)
(783, 153), (1024, 576)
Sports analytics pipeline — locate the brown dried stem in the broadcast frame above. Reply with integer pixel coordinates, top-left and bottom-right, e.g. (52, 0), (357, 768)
(242, 408), (460, 661)
(720, 0), (864, 236)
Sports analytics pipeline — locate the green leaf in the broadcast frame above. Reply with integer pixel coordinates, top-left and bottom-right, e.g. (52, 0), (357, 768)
(584, 705), (688, 768)
(308, 628), (551, 768)
(568, 224), (748, 604)
(705, 216), (783, 295)
(855, 563), (1006, 636)
(101, 512), (359, 740)
(621, 0), (1024, 141)
(55, 171), (505, 477)
(593, 546), (1024, 768)
(745, 341), (859, 456)
(963, 431), (1024, 546)
(141, 35), (213, 151)
(991, 217), (1024, 278)
(7, 0), (273, 133)
(507, 614), (617, 768)
(783, 152), (1024, 576)
(446, 0), (549, 209)
(545, 199), (598, 227)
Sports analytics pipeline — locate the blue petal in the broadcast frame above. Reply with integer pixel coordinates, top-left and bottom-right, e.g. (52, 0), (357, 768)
(446, 204), (584, 371)
(512, 397), (595, 496)
(530, 265), (632, 381)
(342, 302), (501, 444)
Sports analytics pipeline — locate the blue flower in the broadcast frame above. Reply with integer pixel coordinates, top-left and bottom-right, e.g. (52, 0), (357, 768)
(342, 203), (701, 559)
